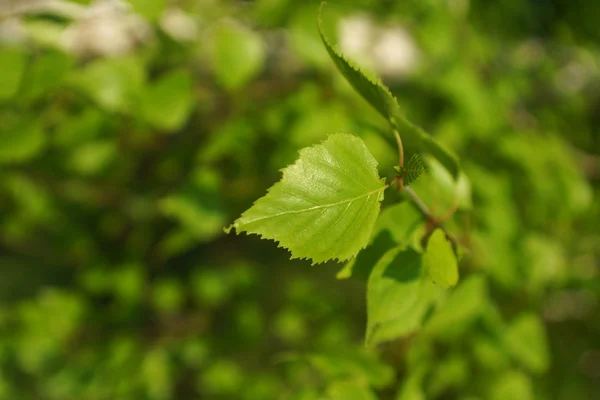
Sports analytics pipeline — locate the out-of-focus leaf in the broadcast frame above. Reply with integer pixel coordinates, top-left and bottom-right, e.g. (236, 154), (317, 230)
(67, 140), (116, 176)
(227, 133), (386, 264)
(199, 360), (244, 396)
(0, 47), (27, 101)
(396, 365), (427, 400)
(307, 349), (394, 389)
(53, 108), (105, 148)
(211, 22), (265, 90)
(504, 313), (550, 374)
(192, 269), (232, 308)
(0, 119), (46, 164)
(140, 69), (194, 131)
(424, 229), (459, 288)
(428, 354), (469, 396)
(490, 371), (534, 400)
(19, 51), (73, 102)
(366, 247), (441, 346)
(142, 348), (172, 400)
(128, 0), (165, 21)
(158, 168), (226, 242)
(70, 57), (145, 113)
(327, 381), (378, 400)
(151, 279), (185, 314)
(423, 274), (487, 338)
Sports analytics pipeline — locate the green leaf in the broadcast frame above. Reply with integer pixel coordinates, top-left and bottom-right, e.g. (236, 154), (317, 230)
(128, 0), (165, 21)
(338, 202), (424, 280)
(424, 229), (459, 288)
(19, 50), (73, 102)
(159, 169), (226, 243)
(423, 275), (487, 338)
(327, 381), (378, 400)
(504, 313), (550, 374)
(317, 5), (459, 179)
(366, 247), (441, 346)
(0, 118), (46, 164)
(306, 349), (394, 389)
(70, 57), (145, 113)
(399, 154), (426, 186)
(140, 69), (194, 131)
(227, 133), (386, 264)
(490, 371), (534, 400)
(212, 22), (265, 90)
(0, 47), (27, 101)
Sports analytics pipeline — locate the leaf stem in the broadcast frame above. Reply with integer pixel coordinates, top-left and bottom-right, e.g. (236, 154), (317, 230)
(393, 129), (404, 168)
(393, 129), (405, 190)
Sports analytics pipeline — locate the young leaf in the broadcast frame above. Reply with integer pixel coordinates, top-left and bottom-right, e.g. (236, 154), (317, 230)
(317, 4), (460, 179)
(401, 154), (426, 186)
(424, 229), (459, 288)
(226, 133), (386, 264)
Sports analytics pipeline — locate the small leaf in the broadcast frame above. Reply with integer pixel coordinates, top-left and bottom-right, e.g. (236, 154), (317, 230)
(401, 154), (426, 186)
(227, 133), (386, 264)
(424, 229), (458, 288)
(318, 4), (460, 179)
(366, 247), (441, 346)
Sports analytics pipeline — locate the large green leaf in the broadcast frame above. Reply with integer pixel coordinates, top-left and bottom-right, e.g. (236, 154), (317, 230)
(317, 5), (459, 178)
(226, 133), (386, 264)
(366, 247), (441, 346)
(424, 229), (459, 288)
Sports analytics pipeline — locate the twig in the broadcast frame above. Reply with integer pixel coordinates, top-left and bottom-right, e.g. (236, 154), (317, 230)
(404, 187), (460, 252)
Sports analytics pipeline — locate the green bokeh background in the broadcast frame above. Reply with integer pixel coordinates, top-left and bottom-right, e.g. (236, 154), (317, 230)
(0, 0), (598, 399)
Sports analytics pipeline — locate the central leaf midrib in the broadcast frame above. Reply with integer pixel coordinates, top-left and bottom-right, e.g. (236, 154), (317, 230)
(240, 185), (386, 225)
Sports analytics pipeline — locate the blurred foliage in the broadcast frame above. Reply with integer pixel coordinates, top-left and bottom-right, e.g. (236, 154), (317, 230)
(0, 0), (598, 399)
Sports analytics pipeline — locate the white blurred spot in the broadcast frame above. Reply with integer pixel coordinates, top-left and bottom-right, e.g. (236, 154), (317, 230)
(338, 14), (420, 80)
(61, 0), (151, 58)
(372, 26), (420, 78)
(160, 8), (199, 42)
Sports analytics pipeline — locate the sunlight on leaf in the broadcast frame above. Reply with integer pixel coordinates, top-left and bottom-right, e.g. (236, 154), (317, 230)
(226, 133), (386, 264)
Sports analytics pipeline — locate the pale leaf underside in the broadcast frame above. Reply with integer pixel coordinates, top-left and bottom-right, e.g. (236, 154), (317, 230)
(226, 133), (386, 264)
